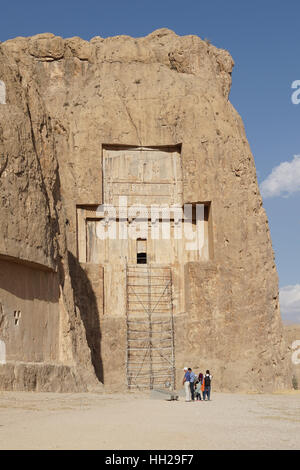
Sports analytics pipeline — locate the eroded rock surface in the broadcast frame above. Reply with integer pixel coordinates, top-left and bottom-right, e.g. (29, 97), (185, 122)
(284, 325), (300, 389)
(0, 29), (292, 392)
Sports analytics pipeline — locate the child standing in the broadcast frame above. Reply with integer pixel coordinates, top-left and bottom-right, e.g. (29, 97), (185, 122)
(195, 381), (202, 401)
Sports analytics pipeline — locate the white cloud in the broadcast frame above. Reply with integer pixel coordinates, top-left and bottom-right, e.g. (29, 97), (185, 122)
(260, 155), (300, 198)
(279, 284), (300, 323)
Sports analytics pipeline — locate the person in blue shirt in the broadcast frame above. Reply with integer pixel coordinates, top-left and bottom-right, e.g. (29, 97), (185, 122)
(182, 367), (191, 402)
(188, 368), (196, 401)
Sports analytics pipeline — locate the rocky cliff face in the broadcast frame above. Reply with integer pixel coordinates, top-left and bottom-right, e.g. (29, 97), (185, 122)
(284, 325), (300, 389)
(0, 29), (292, 392)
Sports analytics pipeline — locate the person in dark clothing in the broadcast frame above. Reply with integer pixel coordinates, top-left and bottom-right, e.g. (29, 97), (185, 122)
(203, 370), (212, 401)
(195, 381), (202, 400)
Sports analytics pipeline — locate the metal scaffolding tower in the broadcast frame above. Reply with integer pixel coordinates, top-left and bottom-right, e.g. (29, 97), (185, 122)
(125, 264), (175, 390)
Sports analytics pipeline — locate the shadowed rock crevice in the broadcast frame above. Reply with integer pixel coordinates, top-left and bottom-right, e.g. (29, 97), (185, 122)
(68, 251), (103, 383)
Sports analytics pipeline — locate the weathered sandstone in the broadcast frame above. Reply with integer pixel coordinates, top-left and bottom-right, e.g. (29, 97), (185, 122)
(0, 29), (292, 392)
(284, 325), (300, 389)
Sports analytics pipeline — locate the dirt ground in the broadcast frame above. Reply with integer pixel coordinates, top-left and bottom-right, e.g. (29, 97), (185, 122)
(0, 390), (299, 450)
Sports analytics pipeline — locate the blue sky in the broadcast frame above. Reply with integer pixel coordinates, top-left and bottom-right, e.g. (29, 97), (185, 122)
(1, 0), (299, 322)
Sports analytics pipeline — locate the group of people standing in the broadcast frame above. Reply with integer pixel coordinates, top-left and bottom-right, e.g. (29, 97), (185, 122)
(183, 367), (212, 402)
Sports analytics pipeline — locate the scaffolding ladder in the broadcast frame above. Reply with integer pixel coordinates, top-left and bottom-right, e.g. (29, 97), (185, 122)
(125, 264), (175, 390)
